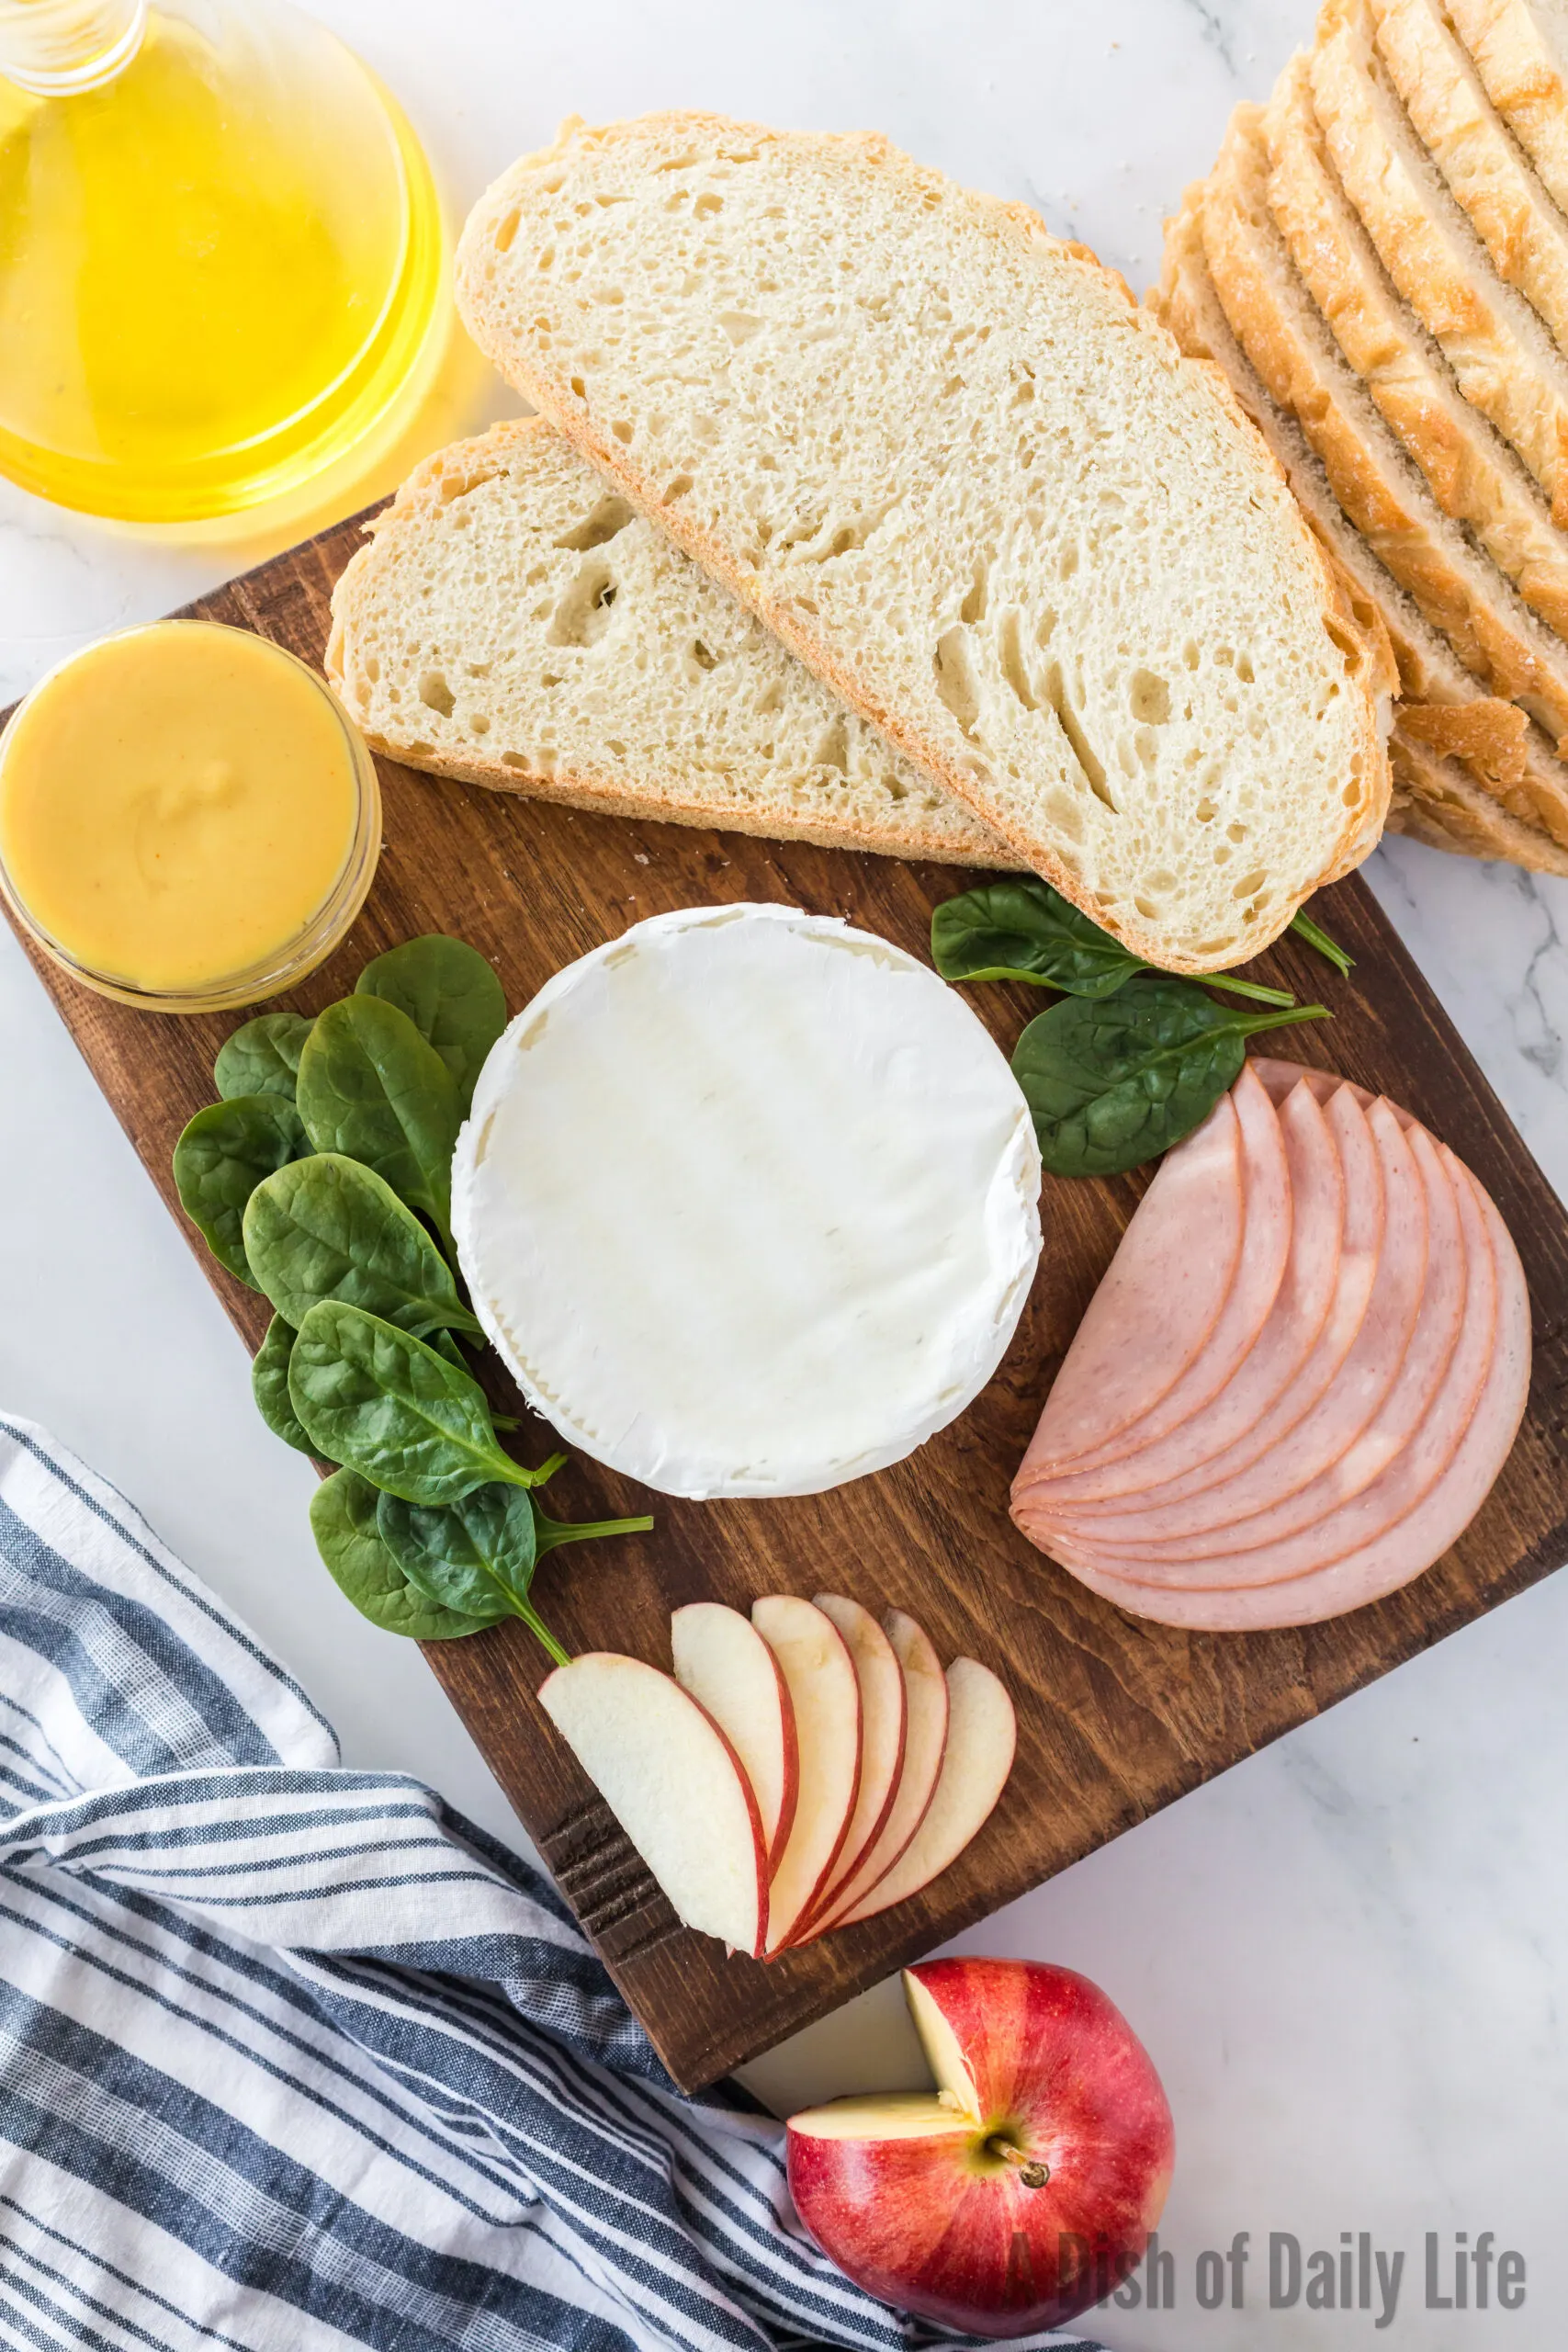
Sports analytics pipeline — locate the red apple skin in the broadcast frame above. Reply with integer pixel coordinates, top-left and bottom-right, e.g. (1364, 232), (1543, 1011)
(786, 1958), (1174, 2338)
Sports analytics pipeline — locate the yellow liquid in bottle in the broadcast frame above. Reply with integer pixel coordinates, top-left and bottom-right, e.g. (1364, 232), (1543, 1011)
(0, 1), (446, 520)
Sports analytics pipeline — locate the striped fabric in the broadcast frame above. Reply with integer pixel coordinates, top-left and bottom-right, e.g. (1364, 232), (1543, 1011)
(0, 1416), (1111, 2352)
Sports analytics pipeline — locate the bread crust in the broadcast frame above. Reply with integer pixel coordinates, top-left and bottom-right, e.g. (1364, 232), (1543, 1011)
(1368, 0), (1568, 346)
(1313, 0), (1568, 519)
(1447, 0), (1568, 213)
(1267, 49), (1568, 620)
(1205, 104), (1568, 739)
(455, 111), (1388, 972)
(1158, 177), (1568, 850)
(1391, 720), (1568, 865)
(1397, 695), (1529, 779)
(326, 417), (1022, 869)
(1384, 771), (1490, 851)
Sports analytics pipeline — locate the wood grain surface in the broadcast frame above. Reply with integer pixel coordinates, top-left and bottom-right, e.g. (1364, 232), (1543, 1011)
(8, 509), (1568, 2092)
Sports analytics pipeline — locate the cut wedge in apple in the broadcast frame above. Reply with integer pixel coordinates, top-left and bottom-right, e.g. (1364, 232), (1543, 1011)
(807, 1608), (950, 1936)
(671, 1601), (799, 1870)
(786, 1959), (1174, 2336)
(538, 1653), (767, 1956)
(833, 1657), (1015, 1928)
(791, 1593), (907, 1939)
(751, 1595), (862, 1954)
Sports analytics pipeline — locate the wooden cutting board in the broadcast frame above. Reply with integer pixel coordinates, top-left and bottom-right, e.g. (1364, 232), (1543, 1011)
(9, 509), (1568, 2092)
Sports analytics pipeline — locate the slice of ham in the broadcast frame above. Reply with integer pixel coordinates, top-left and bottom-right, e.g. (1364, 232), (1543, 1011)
(1046, 1159), (1529, 1629)
(1072, 1111), (1460, 1566)
(1014, 1085), (1386, 1549)
(1250, 1057), (1354, 1110)
(1015, 1092), (1243, 1475)
(1015, 1064), (1290, 1492)
(1041, 1092), (1425, 1542)
(1055, 1133), (1487, 1589)
(1019, 1074), (1338, 1509)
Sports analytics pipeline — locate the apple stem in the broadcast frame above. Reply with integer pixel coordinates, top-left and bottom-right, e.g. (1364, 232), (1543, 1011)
(988, 2138), (1050, 2190)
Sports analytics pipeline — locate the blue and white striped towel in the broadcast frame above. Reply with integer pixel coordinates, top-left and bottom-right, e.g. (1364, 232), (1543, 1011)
(0, 1415), (1112, 2352)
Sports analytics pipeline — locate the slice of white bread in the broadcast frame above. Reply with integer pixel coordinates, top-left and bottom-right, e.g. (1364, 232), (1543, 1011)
(1204, 104), (1568, 741)
(326, 420), (1015, 868)
(333, 399), (1568, 870)
(1448, 0), (1568, 213)
(455, 113), (1388, 972)
(1156, 187), (1568, 854)
(1369, 0), (1568, 349)
(1313, 0), (1568, 520)
(1266, 51), (1568, 634)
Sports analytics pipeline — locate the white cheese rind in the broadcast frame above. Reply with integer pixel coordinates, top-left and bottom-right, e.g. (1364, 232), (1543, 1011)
(452, 903), (1042, 1498)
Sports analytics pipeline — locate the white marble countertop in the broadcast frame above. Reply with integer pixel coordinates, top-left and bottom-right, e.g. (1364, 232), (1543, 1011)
(4, 2), (1567, 2343)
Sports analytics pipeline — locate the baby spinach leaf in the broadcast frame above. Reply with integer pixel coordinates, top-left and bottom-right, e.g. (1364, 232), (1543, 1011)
(377, 1486), (570, 1667)
(252, 1316), (321, 1457)
(931, 876), (1294, 1008)
(378, 1485), (649, 1669)
(1289, 908), (1354, 978)
(295, 996), (461, 1254)
(310, 1470), (497, 1640)
(243, 1154), (483, 1340)
(377, 1482), (543, 1617)
(172, 1094), (310, 1287)
(288, 1302), (566, 1505)
(932, 878), (1144, 999)
(355, 935), (508, 1114)
(1012, 976), (1331, 1178)
(421, 1325), (522, 1424)
(380, 1483), (651, 1612)
(214, 1012), (314, 1104)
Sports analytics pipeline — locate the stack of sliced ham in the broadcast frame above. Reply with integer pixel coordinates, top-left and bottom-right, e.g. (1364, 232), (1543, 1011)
(1011, 1060), (1531, 1631)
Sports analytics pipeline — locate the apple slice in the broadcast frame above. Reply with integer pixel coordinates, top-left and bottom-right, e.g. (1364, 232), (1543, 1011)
(538, 1653), (767, 1955)
(785, 1594), (906, 1942)
(751, 1595), (861, 1954)
(833, 1657), (1015, 1928)
(806, 1609), (949, 1936)
(671, 1601), (799, 1870)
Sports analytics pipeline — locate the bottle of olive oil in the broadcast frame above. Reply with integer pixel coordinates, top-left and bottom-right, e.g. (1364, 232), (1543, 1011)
(0, 0), (446, 520)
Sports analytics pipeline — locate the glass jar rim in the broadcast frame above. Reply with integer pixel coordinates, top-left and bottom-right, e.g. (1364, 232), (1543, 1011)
(0, 619), (382, 1013)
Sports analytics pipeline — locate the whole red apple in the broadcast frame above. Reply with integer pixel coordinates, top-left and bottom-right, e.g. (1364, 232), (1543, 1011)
(785, 1957), (1174, 2338)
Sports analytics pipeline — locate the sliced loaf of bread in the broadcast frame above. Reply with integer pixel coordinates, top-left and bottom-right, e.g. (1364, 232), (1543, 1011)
(455, 114), (1387, 971)
(1368, 0), (1568, 349)
(1447, 0), (1568, 213)
(1156, 187), (1568, 858)
(1313, 0), (1568, 517)
(326, 421), (1013, 867)
(1266, 51), (1568, 632)
(1204, 104), (1568, 740)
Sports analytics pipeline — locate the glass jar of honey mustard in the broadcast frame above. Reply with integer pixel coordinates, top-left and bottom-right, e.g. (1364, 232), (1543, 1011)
(0, 620), (381, 1011)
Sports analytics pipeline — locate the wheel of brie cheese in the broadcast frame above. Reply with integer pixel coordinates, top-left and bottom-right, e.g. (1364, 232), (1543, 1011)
(452, 903), (1043, 1498)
